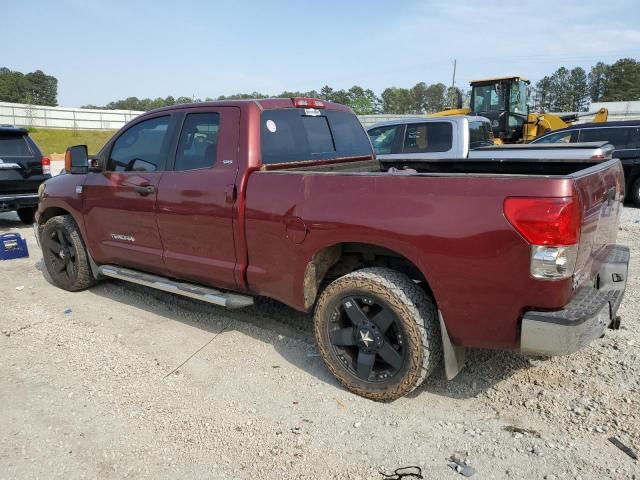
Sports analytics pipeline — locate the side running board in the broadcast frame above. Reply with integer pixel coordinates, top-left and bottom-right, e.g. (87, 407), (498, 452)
(97, 265), (254, 309)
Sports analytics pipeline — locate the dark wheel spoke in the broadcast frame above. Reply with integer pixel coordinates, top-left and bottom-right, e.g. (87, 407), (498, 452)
(371, 309), (395, 334)
(56, 262), (67, 274)
(378, 343), (404, 370)
(48, 240), (62, 252)
(356, 351), (376, 380)
(66, 261), (74, 278)
(56, 230), (67, 248)
(68, 245), (76, 259)
(329, 327), (356, 346)
(342, 297), (369, 326)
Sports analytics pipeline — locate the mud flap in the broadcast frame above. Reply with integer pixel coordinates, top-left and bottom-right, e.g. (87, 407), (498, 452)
(439, 311), (466, 380)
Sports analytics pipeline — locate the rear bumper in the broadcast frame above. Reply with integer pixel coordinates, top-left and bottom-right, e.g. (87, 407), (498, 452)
(0, 193), (39, 212)
(520, 245), (629, 356)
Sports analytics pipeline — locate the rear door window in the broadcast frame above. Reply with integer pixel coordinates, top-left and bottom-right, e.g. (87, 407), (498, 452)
(260, 109), (372, 164)
(0, 134), (32, 157)
(578, 127), (630, 148)
(402, 122), (452, 153)
(368, 125), (403, 154)
(174, 112), (220, 171)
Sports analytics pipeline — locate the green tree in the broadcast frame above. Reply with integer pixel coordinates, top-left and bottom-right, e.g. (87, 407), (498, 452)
(424, 83), (447, 113)
(588, 62), (609, 103)
(602, 58), (640, 101)
(567, 67), (588, 111)
(381, 87), (412, 114)
(535, 76), (553, 111)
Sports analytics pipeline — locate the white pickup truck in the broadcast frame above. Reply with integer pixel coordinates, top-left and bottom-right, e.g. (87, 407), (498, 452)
(368, 116), (615, 164)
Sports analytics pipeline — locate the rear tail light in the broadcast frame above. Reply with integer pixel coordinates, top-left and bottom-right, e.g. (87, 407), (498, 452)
(292, 97), (325, 109)
(504, 196), (582, 279)
(41, 156), (51, 176)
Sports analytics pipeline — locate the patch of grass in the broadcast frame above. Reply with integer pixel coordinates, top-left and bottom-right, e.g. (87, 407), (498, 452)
(29, 128), (116, 157)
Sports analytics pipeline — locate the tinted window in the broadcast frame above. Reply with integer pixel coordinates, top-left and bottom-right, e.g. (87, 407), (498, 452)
(0, 134), (32, 156)
(368, 125), (401, 154)
(108, 116), (171, 172)
(532, 131), (574, 144)
(260, 109), (371, 164)
(468, 121), (494, 149)
(175, 113), (220, 171)
(403, 123), (452, 153)
(579, 127), (629, 148)
(628, 127), (640, 149)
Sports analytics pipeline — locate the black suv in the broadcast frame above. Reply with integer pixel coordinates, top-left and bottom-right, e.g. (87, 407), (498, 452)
(0, 125), (51, 224)
(531, 120), (640, 206)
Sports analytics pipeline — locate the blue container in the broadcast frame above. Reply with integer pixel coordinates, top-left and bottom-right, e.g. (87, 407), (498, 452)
(0, 233), (29, 260)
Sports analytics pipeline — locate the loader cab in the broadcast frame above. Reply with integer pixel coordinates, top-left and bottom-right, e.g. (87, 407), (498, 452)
(470, 76), (530, 142)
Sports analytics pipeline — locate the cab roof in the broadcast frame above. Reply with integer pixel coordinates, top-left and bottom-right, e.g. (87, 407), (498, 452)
(470, 76), (529, 84)
(143, 98), (352, 116)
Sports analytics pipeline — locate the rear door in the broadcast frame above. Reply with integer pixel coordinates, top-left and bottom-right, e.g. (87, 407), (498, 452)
(0, 131), (43, 194)
(155, 107), (240, 290)
(83, 114), (176, 273)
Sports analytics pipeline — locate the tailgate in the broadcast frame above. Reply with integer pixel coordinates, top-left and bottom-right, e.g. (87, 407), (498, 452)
(0, 133), (44, 194)
(572, 159), (625, 288)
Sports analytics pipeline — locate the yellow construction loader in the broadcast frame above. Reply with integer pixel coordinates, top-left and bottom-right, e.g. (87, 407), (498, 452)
(432, 76), (608, 143)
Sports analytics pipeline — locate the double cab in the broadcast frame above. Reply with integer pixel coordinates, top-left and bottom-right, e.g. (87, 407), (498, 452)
(36, 98), (629, 401)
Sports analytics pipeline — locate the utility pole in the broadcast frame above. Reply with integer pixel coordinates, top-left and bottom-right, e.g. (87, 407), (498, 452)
(451, 59), (457, 88)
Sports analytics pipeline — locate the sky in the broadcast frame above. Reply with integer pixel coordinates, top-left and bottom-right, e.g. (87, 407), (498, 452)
(2, 0), (640, 107)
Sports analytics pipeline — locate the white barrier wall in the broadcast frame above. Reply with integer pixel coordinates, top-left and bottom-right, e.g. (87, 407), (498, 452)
(0, 101), (143, 130)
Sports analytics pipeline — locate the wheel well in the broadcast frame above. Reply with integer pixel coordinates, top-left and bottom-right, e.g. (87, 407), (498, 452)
(303, 242), (432, 309)
(39, 207), (71, 225)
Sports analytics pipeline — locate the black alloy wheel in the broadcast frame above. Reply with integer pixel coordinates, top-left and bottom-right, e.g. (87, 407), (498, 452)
(328, 295), (407, 382)
(44, 227), (77, 282)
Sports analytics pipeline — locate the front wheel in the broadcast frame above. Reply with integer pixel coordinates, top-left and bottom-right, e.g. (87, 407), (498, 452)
(41, 215), (97, 291)
(313, 267), (442, 401)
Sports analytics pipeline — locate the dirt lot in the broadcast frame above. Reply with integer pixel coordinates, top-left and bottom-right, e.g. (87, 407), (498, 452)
(1, 209), (639, 479)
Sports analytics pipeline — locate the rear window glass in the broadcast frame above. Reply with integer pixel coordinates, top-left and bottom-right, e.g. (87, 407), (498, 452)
(402, 123), (452, 153)
(0, 134), (32, 156)
(468, 121), (494, 149)
(579, 127), (629, 148)
(260, 109), (372, 164)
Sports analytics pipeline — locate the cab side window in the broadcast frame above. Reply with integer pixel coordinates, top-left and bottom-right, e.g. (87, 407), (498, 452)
(403, 123), (452, 153)
(629, 127), (640, 149)
(174, 113), (220, 171)
(108, 116), (172, 172)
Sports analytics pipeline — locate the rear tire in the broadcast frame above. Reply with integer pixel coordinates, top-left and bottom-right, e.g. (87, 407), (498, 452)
(41, 215), (96, 291)
(631, 177), (640, 208)
(313, 267), (442, 401)
(16, 207), (36, 225)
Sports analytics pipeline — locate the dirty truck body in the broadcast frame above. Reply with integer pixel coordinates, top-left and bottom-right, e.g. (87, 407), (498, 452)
(36, 98), (629, 401)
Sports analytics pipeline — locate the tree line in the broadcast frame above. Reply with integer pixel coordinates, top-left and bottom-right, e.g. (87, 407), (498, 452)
(2, 58), (639, 114)
(534, 58), (640, 112)
(0, 67), (58, 106)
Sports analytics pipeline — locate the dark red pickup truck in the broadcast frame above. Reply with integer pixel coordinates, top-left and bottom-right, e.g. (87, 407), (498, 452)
(35, 98), (630, 401)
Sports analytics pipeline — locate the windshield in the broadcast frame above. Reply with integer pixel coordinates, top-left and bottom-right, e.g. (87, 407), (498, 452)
(468, 121), (494, 148)
(260, 109), (372, 164)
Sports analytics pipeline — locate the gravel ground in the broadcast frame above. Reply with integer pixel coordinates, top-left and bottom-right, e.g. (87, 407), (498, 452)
(1, 208), (639, 479)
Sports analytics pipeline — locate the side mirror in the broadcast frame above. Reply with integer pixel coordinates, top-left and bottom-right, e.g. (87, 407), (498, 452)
(64, 145), (89, 174)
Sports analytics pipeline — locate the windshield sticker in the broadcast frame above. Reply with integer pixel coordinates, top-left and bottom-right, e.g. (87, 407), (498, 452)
(266, 120), (277, 133)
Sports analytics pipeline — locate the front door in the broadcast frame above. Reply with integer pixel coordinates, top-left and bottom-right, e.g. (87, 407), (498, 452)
(83, 114), (176, 274)
(156, 108), (240, 290)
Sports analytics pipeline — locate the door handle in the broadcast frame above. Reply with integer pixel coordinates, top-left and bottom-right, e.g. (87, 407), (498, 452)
(133, 185), (156, 196)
